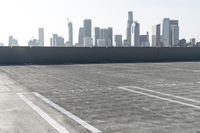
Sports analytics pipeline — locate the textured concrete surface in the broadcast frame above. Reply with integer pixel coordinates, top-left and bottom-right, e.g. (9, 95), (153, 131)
(1, 47), (200, 64)
(1, 62), (200, 133)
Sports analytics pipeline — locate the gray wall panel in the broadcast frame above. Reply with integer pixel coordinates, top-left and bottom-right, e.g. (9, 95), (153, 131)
(0, 47), (200, 65)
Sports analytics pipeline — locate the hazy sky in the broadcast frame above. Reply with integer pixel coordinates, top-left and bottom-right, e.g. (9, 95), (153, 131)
(0, 0), (200, 46)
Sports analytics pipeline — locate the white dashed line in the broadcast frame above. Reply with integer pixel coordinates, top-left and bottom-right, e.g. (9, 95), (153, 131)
(119, 87), (200, 110)
(34, 92), (102, 133)
(17, 93), (70, 133)
(125, 85), (200, 103)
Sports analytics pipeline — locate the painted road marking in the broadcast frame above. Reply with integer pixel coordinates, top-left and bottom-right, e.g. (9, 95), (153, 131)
(34, 92), (102, 133)
(0, 86), (11, 92)
(119, 87), (200, 110)
(17, 93), (70, 133)
(124, 86), (200, 104)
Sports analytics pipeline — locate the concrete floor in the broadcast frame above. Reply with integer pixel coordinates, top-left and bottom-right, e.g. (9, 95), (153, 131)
(1, 62), (200, 133)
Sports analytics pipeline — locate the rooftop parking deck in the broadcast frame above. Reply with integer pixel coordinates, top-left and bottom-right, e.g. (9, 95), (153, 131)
(1, 62), (200, 133)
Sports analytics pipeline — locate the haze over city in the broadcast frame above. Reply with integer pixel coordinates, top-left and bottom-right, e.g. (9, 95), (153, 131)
(0, 0), (200, 46)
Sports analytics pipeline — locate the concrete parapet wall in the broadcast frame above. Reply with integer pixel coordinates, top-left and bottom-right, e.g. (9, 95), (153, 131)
(0, 47), (200, 65)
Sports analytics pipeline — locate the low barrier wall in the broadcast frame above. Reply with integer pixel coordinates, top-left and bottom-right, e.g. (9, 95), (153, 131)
(0, 47), (200, 64)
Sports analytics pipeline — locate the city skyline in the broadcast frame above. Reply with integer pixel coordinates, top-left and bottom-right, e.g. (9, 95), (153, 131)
(0, 0), (200, 46)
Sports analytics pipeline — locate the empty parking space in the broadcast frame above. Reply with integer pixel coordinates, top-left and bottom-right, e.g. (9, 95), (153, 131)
(1, 62), (200, 132)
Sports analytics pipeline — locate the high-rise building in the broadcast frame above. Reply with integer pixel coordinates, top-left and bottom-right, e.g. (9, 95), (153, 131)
(152, 24), (161, 47)
(115, 35), (123, 47)
(94, 27), (100, 47)
(163, 18), (179, 47)
(140, 32), (150, 47)
(84, 37), (93, 47)
(9, 36), (19, 46)
(28, 28), (44, 47)
(163, 18), (170, 47)
(170, 20), (179, 47)
(125, 11), (133, 47)
(100, 29), (108, 47)
(67, 21), (73, 47)
(190, 38), (196, 47)
(123, 40), (129, 47)
(78, 27), (84, 46)
(196, 42), (200, 47)
(97, 39), (106, 47)
(179, 39), (187, 47)
(50, 34), (65, 47)
(38, 28), (44, 46)
(131, 21), (140, 47)
(108, 27), (113, 47)
(28, 38), (39, 47)
(84, 19), (92, 38)
(98, 27), (113, 47)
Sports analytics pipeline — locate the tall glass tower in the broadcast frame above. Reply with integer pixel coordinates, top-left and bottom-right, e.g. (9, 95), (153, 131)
(125, 11), (133, 47)
(39, 28), (44, 46)
(83, 19), (92, 38)
(67, 21), (73, 46)
(163, 18), (179, 47)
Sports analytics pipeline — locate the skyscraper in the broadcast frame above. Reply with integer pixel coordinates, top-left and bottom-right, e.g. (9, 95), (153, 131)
(140, 32), (150, 47)
(163, 18), (170, 47)
(190, 38), (196, 47)
(97, 27), (113, 47)
(38, 28), (44, 46)
(100, 29), (108, 47)
(163, 18), (179, 47)
(84, 37), (93, 47)
(8, 36), (19, 47)
(170, 20), (179, 47)
(152, 24), (161, 47)
(83, 19), (92, 38)
(97, 39), (106, 47)
(78, 27), (84, 46)
(131, 21), (140, 47)
(94, 27), (100, 47)
(50, 34), (65, 47)
(28, 38), (39, 47)
(108, 27), (113, 47)
(115, 35), (123, 47)
(125, 11), (133, 47)
(67, 20), (73, 47)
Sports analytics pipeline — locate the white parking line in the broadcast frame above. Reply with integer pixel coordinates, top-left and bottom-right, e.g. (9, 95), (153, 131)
(119, 87), (200, 110)
(0, 86), (11, 92)
(125, 85), (200, 103)
(34, 92), (102, 133)
(17, 93), (70, 133)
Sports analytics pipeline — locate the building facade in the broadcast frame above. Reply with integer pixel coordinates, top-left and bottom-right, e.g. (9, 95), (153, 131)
(131, 21), (140, 47)
(125, 11), (133, 47)
(94, 27), (100, 47)
(152, 24), (161, 47)
(108, 27), (113, 47)
(84, 19), (92, 38)
(115, 35), (123, 47)
(67, 21), (73, 47)
(84, 37), (93, 47)
(163, 18), (179, 47)
(97, 39), (106, 47)
(50, 34), (65, 47)
(9, 36), (19, 47)
(140, 32), (150, 47)
(38, 28), (44, 46)
(78, 27), (84, 46)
